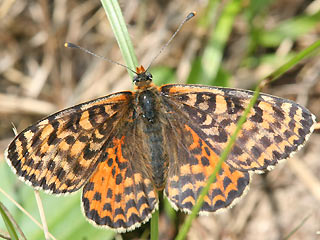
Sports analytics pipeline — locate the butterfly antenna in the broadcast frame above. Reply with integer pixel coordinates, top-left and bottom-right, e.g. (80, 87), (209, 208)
(146, 11), (196, 71)
(64, 42), (137, 74)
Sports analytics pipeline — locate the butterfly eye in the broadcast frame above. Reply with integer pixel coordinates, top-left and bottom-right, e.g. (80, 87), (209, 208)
(133, 75), (139, 83)
(146, 72), (153, 80)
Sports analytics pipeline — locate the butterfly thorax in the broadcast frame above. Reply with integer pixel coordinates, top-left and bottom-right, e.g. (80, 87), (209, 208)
(133, 66), (159, 122)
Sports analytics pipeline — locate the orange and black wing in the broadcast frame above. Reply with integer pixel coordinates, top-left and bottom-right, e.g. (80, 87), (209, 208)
(5, 91), (133, 194)
(160, 84), (315, 213)
(159, 96), (249, 213)
(161, 84), (316, 172)
(82, 112), (158, 232)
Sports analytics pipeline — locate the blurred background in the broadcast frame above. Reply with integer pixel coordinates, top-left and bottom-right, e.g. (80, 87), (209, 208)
(0, 0), (320, 239)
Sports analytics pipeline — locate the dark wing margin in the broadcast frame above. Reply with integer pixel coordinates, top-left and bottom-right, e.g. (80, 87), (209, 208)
(5, 92), (132, 194)
(161, 84), (316, 172)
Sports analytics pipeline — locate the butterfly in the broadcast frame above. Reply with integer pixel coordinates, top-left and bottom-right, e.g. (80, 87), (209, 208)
(5, 62), (316, 232)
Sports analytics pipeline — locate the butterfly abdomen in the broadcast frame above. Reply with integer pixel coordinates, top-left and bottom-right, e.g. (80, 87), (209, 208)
(137, 90), (168, 189)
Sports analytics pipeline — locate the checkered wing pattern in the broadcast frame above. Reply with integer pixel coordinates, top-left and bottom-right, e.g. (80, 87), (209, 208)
(162, 84), (316, 172)
(82, 118), (158, 232)
(5, 92), (133, 194)
(161, 84), (316, 213)
(162, 117), (250, 213)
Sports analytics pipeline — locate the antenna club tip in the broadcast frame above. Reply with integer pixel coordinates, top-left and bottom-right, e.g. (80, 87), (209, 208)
(186, 11), (196, 21)
(64, 42), (78, 49)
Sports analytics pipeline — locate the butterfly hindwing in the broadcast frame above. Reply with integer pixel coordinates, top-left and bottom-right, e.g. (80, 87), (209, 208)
(82, 114), (158, 232)
(161, 84), (316, 172)
(158, 99), (250, 213)
(5, 92), (133, 194)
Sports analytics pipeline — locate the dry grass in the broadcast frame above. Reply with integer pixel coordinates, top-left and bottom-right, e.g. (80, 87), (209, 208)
(0, 0), (319, 239)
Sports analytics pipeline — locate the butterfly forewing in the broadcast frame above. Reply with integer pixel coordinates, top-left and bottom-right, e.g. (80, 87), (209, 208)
(161, 84), (316, 172)
(5, 92), (133, 194)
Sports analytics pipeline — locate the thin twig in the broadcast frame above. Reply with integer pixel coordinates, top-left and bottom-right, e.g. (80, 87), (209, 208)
(283, 214), (311, 240)
(0, 187), (57, 240)
(34, 190), (50, 240)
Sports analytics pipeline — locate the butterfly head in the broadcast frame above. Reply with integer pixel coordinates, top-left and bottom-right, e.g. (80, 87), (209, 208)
(133, 65), (153, 88)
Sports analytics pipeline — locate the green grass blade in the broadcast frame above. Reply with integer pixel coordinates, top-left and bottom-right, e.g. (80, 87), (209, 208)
(283, 214), (311, 240)
(266, 39), (320, 82)
(150, 208), (159, 240)
(201, 0), (243, 85)
(175, 39), (320, 240)
(198, 0), (220, 28)
(100, 0), (138, 78)
(0, 202), (20, 240)
(258, 11), (320, 47)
